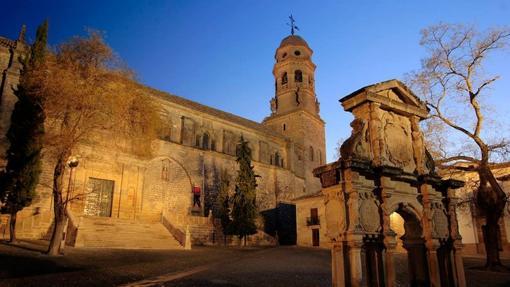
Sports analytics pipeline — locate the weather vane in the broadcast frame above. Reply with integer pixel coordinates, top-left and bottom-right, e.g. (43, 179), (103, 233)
(287, 14), (299, 35)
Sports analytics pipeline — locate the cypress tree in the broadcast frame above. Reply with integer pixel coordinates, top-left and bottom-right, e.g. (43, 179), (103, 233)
(231, 136), (258, 245)
(0, 20), (47, 243)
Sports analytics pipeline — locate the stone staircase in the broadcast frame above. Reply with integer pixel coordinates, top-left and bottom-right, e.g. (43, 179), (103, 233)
(72, 216), (183, 249)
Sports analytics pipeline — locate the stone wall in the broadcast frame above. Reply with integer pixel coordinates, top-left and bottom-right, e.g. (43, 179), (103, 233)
(294, 194), (329, 248)
(9, 90), (307, 240)
(0, 35), (27, 168)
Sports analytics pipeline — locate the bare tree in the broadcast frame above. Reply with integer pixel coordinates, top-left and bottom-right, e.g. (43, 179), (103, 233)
(409, 23), (510, 270)
(30, 31), (161, 255)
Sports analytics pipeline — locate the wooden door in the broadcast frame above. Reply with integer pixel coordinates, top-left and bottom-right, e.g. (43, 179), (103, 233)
(312, 229), (320, 247)
(84, 178), (115, 217)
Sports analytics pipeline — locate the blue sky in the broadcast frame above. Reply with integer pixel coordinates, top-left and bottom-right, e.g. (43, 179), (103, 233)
(2, 0), (509, 161)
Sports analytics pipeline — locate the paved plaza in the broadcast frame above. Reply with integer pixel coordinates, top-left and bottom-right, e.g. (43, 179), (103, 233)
(1, 241), (509, 287)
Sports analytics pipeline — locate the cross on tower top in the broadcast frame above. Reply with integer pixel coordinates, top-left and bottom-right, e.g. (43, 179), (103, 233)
(287, 15), (299, 35)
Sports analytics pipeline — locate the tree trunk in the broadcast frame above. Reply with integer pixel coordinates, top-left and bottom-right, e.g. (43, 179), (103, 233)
(47, 209), (66, 255)
(9, 212), (17, 243)
(483, 213), (502, 268)
(46, 154), (67, 256)
(476, 157), (507, 270)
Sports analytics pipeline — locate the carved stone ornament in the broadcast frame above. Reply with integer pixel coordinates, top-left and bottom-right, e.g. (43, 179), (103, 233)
(324, 192), (346, 240)
(270, 97), (277, 114)
(340, 118), (369, 160)
(320, 169), (338, 188)
(432, 205), (449, 239)
(382, 112), (415, 171)
(359, 193), (381, 233)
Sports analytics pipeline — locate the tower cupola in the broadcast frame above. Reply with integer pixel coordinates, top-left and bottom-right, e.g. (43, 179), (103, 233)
(270, 34), (319, 117)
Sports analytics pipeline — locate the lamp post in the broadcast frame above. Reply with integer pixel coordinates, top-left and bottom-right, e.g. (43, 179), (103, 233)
(65, 156), (79, 209)
(60, 156), (79, 253)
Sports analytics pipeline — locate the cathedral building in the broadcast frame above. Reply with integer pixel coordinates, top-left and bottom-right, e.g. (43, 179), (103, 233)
(0, 27), (325, 248)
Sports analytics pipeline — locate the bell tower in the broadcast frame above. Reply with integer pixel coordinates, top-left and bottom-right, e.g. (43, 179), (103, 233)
(263, 32), (325, 195)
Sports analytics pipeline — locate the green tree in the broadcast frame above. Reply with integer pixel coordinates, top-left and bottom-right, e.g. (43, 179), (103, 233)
(215, 169), (232, 245)
(0, 20), (47, 243)
(231, 136), (258, 245)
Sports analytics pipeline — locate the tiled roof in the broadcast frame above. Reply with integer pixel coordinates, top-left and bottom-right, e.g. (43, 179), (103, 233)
(144, 86), (287, 140)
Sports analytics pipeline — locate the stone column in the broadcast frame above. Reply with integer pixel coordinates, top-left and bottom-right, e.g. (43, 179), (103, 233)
(382, 230), (397, 287)
(331, 242), (346, 287)
(347, 237), (366, 287)
(419, 184), (442, 286)
(452, 240), (467, 287)
(425, 239), (442, 287)
(447, 188), (467, 287)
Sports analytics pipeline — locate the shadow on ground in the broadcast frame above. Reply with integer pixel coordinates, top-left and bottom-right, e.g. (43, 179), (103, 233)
(1, 240), (510, 287)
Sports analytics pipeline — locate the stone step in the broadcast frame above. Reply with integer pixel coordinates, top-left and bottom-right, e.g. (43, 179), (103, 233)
(73, 216), (183, 249)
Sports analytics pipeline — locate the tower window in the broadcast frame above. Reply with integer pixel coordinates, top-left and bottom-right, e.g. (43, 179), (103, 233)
(294, 50), (301, 56)
(283, 123), (286, 131)
(309, 146), (314, 161)
(282, 52), (287, 58)
(295, 70), (303, 82)
(282, 72), (288, 85)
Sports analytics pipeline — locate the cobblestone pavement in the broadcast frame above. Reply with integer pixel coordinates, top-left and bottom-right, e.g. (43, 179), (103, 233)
(1, 241), (510, 287)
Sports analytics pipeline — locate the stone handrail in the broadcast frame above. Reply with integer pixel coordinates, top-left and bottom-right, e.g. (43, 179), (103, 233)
(160, 211), (191, 249)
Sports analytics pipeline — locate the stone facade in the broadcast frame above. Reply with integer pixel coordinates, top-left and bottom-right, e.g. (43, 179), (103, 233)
(293, 191), (330, 248)
(263, 35), (325, 195)
(314, 80), (466, 287)
(0, 30), (324, 247)
(444, 164), (510, 256)
(0, 27), (27, 169)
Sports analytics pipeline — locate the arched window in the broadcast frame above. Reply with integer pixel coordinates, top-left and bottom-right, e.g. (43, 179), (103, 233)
(211, 140), (216, 151)
(282, 72), (288, 85)
(202, 133), (210, 150)
(283, 123), (286, 131)
(309, 146), (314, 161)
(295, 70), (303, 82)
(274, 152), (280, 166)
(195, 135), (201, 147)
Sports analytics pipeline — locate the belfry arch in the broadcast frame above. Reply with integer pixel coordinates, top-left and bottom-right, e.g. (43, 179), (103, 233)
(314, 80), (466, 287)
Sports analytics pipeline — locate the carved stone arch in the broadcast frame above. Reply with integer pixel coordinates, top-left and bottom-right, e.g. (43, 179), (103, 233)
(141, 156), (193, 221)
(386, 200), (423, 222)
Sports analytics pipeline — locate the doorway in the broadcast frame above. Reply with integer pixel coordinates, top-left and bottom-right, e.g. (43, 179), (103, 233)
(312, 229), (320, 247)
(84, 178), (115, 217)
(391, 207), (430, 287)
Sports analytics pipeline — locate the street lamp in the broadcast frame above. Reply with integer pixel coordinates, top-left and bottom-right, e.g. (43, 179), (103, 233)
(61, 156), (79, 253)
(66, 156), (80, 205)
